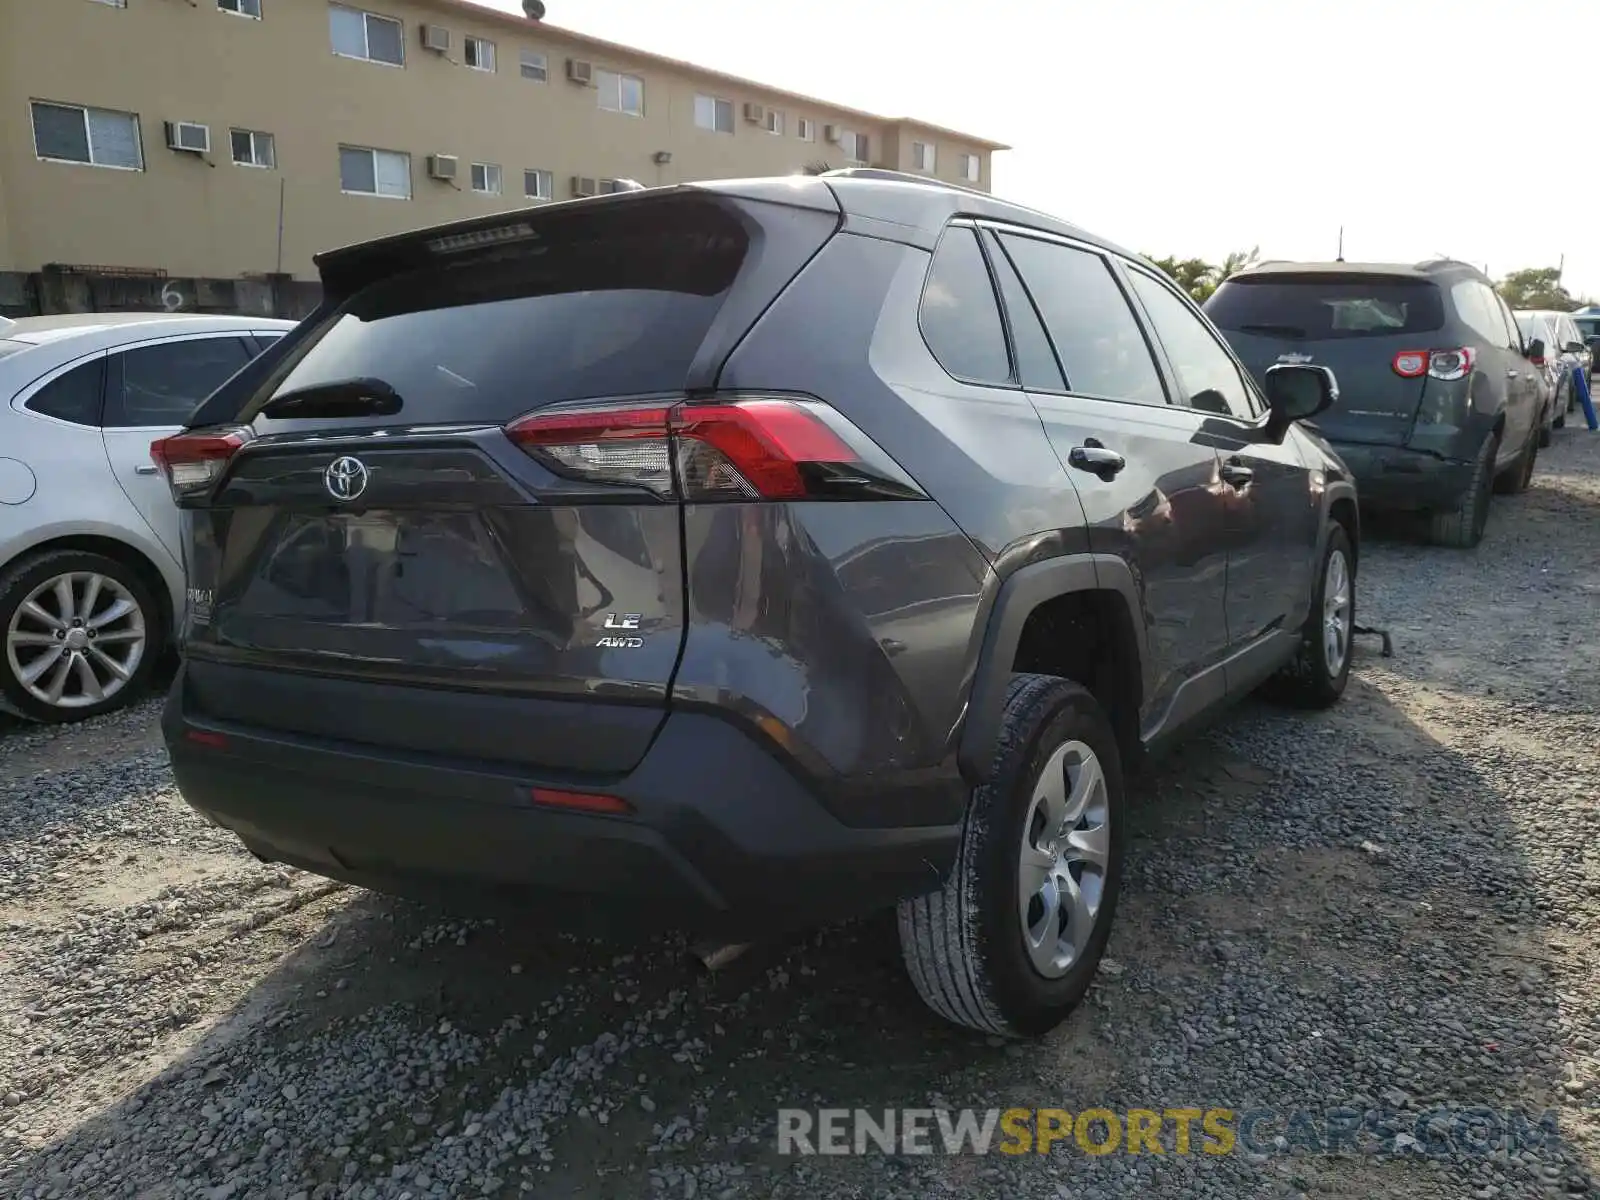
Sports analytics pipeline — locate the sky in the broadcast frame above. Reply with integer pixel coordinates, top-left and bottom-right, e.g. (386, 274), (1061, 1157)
(480, 0), (1600, 300)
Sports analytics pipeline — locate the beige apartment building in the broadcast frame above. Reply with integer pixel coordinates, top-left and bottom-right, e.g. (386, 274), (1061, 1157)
(0, 0), (1007, 289)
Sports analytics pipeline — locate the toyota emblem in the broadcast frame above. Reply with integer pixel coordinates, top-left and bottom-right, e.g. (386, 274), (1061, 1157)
(324, 456), (369, 502)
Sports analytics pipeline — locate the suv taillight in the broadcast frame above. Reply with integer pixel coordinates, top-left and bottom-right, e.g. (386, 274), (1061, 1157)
(1392, 347), (1476, 382)
(150, 425), (253, 499)
(504, 396), (922, 501)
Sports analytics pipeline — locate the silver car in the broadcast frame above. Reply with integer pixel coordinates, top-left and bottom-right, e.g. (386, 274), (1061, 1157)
(0, 312), (294, 722)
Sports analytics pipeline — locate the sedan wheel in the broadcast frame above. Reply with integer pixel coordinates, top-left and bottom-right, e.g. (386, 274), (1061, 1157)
(0, 550), (162, 723)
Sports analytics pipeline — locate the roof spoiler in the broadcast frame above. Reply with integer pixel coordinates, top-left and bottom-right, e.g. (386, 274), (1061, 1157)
(0, 315), (15, 335)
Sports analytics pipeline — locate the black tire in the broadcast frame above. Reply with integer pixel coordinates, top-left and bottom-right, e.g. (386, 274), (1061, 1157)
(1494, 425), (1537, 496)
(1428, 431), (1497, 549)
(1540, 402), (1555, 446)
(1264, 524), (1354, 709)
(898, 674), (1126, 1038)
(0, 549), (164, 724)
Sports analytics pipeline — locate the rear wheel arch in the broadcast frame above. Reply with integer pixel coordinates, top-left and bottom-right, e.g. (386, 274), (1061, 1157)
(2, 534), (174, 642)
(959, 555), (1149, 781)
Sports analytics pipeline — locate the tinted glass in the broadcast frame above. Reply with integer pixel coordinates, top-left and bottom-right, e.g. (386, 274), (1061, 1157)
(25, 358), (106, 425)
(919, 228), (1010, 385)
(1127, 270), (1253, 418)
(108, 338), (254, 427)
(983, 231), (1064, 390)
(1206, 275), (1446, 339)
(1450, 282), (1505, 345)
(1489, 291), (1520, 349)
(254, 199), (751, 424)
(999, 235), (1165, 405)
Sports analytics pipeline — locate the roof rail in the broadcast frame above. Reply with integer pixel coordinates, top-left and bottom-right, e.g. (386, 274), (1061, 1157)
(1413, 257), (1477, 273)
(820, 167), (991, 199)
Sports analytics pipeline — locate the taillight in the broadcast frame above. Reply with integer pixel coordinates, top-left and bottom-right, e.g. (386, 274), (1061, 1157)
(1392, 348), (1476, 382)
(1529, 353), (1546, 367)
(530, 786), (632, 816)
(150, 425), (252, 498)
(504, 395), (922, 501)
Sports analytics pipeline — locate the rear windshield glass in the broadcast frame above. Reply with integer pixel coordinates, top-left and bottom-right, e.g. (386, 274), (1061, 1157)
(250, 199), (749, 425)
(1515, 315), (1547, 341)
(1575, 316), (1600, 339)
(1205, 276), (1445, 340)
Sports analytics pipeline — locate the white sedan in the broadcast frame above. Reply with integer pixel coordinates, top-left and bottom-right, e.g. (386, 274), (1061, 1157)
(0, 312), (294, 722)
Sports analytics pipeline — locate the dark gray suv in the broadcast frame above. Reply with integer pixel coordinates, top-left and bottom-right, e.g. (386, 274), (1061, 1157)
(155, 170), (1358, 1038)
(1206, 260), (1547, 548)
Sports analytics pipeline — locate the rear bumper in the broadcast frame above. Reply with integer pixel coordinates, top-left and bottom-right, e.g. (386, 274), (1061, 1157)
(1327, 441), (1476, 512)
(163, 666), (959, 937)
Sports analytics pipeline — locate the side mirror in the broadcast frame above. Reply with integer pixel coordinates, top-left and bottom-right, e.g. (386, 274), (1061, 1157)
(1526, 338), (1546, 361)
(1566, 342), (1585, 355)
(1263, 363), (1337, 437)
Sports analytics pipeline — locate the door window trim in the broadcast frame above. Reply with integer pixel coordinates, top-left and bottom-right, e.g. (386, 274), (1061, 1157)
(102, 331), (258, 431)
(972, 218), (1176, 409)
(11, 349), (111, 429)
(916, 220), (1017, 390)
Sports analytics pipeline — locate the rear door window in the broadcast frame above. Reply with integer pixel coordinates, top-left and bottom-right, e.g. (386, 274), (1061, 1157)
(919, 226), (1011, 386)
(1126, 268), (1255, 419)
(981, 229), (1064, 391)
(254, 200), (751, 426)
(1450, 282), (1507, 346)
(1206, 275), (1445, 340)
(23, 357), (107, 426)
(106, 337), (255, 427)
(997, 234), (1166, 405)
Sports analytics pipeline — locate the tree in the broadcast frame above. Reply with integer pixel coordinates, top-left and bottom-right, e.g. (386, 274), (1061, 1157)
(1143, 254), (1220, 303)
(1497, 267), (1582, 311)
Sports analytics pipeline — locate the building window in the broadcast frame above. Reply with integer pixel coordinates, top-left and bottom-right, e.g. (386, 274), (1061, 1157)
(841, 132), (869, 163)
(339, 145), (410, 198)
(519, 48), (547, 80)
(960, 153), (980, 183)
(31, 101), (143, 170)
(595, 69), (643, 115)
(524, 168), (552, 199)
(694, 94), (733, 134)
(470, 162), (501, 195)
(230, 128), (276, 168)
(913, 141), (935, 172)
(796, 118), (815, 142)
(218, 0), (262, 16)
(464, 35), (495, 71)
(329, 4), (404, 66)
(87, 0), (127, 7)
(764, 109), (784, 135)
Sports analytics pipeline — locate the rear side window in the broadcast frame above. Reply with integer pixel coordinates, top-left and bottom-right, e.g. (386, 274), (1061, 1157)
(1205, 275), (1445, 339)
(919, 227), (1010, 385)
(998, 234), (1165, 405)
(1450, 282), (1507, 346)
(254, 200), (751, 425)
(24, 358), (106, 426)
(107, 337), (255, 427)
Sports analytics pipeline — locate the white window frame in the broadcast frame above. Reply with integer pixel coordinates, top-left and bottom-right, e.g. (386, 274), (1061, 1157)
(470, 162), (502, 195)
(87, 0), (127, 7)
(695, 94), (734, 134)
(339, 144), (410, 199)
(842, 131), (869, 164)
(523, 168), (552, 200)
(519, 48), (547, 81)
(31, 101), (144, 171)
(960, 153), (981, 183)
(764, 109), (784, 135)
(218, 0), (263, 17)
(912, 141), (935, 172)
(464, 35), (495, 72)
(796, 118), (815, 143)
(329, 4), (404, 67)
(596, 69), (644, 116)
(230, 128), (276, 168)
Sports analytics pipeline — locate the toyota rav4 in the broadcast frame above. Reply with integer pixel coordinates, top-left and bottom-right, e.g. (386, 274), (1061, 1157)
(156, 170), (1358, 1038)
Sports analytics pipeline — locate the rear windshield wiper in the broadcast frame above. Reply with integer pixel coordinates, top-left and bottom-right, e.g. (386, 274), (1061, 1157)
(1234, 323), (1309, 339)
(260, 378), (402, 420)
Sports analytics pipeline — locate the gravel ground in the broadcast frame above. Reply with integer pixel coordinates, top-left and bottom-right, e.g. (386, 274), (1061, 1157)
(3, 428), (1600, 1199)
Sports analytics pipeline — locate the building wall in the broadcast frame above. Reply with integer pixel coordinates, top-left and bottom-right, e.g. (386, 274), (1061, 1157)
(0, 0), (999, 282)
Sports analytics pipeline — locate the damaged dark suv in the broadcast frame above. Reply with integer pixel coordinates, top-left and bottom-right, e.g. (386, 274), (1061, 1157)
(156, 170), (1358, 1038)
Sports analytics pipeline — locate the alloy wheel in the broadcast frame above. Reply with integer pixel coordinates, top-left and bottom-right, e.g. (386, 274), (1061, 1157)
(1322, 548), (1351, 675)
(4, 571), (147, 710)
(1017, 739), (1111, 979)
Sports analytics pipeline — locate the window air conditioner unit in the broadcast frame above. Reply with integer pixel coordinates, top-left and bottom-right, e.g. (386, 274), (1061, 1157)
(823, 124), (841, 144)
(743, 102), (765, 124)
(421, 24), (451, 52)
(427, 154), (459, 181)
(566, 58), (593, 85)
(571, 175), (597, 197)
(165, 121), (211, 154)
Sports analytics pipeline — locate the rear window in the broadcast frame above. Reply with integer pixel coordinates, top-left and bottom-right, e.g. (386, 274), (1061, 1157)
(1205, 275), (1445, 340)
(250, 200), (750, 425)
(1575, 316), (1600, 340)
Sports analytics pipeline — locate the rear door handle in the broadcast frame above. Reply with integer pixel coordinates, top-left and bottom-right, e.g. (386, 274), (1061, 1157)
(1067, 441), (1126, 481)
(134, 465), (159, 475)
(1507, 369), (1519, 378)
(1220, 460), (1254, 488)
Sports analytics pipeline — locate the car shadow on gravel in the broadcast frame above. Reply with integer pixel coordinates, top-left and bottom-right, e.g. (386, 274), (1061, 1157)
(4, 663), (1594, 1200)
